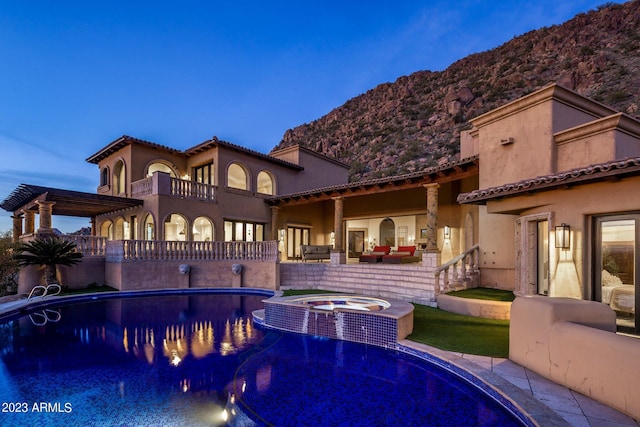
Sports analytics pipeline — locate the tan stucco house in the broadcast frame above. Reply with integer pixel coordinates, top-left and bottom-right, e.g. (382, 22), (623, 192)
(3, 83), (640, 332)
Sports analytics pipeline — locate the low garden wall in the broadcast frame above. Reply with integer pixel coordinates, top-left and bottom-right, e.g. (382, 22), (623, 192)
(510, 296), (640, 420)
(436, 294), (511, 320)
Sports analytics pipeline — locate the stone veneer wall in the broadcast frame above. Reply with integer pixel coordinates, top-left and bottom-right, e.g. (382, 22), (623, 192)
(279, 263), (437, 306)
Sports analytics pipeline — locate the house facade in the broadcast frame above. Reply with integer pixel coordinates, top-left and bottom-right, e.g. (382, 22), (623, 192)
(3, 83), (640, 333)
(86, 135), (350, 244)
(459, 84), (640, 333)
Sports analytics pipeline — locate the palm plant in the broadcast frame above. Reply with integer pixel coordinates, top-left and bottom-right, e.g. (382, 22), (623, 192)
(13, 237), (83, 285)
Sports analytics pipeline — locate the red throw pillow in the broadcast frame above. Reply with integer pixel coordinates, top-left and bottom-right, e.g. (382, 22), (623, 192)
(373, 245), (391, 254)
(397, 246), (416, 255)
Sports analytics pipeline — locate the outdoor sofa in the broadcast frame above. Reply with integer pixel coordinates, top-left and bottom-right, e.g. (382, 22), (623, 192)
(301, 245), (332, 262)
(358, 245), (391, 263)
(382, 246), (420, 264)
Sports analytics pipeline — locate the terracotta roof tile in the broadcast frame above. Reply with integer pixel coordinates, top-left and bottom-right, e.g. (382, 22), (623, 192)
(457, 156), (640, 204)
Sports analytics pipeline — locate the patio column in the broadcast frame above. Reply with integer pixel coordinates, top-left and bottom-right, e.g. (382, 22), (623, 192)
(270, 206), (280, 241)
(91, 217), (96, 236)
(422, 183), (442, 272)
(331, 196), (346, 264)
(424, 183), (440, 252)
(11, 214), (23, 243)
(36, 200), (56, 236)
(23, 209), (35, 235)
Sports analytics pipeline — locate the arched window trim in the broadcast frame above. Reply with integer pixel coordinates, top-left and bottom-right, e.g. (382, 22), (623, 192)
(226, 161), (250, 191)
(143, 213), (156, 241)
(163, 213), (189, 241)
(100, 220), (114, 240)
(114, 216), (126, 240)
(100, 166), (110, 187)
(145, 160), (180, 178)
(192, 215), (215, 241)
(256, 169), (276, 195)
(113, 158), (127, 195)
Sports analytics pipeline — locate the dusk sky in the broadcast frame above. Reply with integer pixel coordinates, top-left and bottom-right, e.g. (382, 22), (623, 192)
(0, 1), (622, 233)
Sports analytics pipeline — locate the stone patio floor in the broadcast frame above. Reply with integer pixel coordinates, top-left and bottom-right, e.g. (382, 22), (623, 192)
(403, 340), (639, 427)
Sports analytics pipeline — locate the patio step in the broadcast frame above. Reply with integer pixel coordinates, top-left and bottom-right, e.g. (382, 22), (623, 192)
(280, 263), (437, 305)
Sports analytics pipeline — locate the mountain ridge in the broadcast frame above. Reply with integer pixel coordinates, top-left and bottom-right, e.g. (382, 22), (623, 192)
(272, 1), (640, 181)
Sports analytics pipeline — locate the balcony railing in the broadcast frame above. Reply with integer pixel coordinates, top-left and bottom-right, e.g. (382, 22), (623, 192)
(65, 235), (108, 256)
(106, 240), (278, 262)
(434, 244), (480, 294)
(131, 173), (217, 202)
(131, 177), (152, 197)
(171, 178), (217, 201)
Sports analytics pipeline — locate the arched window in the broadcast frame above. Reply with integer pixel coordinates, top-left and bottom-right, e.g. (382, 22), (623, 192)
(193, 216), (214, 241)
(143, 214), (155, 240)
(227, 163), (248, 190)
(147, 161), (177, 178)
(164, 214), (188, 241)
(100, 220), (114, 240)
(380, 218), (396, 247)
(114, 160), (126, 195)
(100, 167), (110, 187)
(257, 170), (275, 195)
(114, 217), (125, 240)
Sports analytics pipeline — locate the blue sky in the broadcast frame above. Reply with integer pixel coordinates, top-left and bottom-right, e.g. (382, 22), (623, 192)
(0, 0), (622, 233)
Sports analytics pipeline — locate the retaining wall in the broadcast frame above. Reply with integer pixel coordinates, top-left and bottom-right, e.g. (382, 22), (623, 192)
(280, 263), (436, 305)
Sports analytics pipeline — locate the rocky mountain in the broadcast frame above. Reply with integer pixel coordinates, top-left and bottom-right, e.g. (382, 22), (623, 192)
(272, 1), (640, 181)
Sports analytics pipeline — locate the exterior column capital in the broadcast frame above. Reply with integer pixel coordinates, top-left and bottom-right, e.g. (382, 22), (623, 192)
(36, 200), (56, 235)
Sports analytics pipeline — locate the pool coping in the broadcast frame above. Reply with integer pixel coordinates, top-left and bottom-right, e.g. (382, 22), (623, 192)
(0, 287), (566, 426)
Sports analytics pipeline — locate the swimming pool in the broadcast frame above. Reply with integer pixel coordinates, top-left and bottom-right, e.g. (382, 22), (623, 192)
(0, 290), (528, 426)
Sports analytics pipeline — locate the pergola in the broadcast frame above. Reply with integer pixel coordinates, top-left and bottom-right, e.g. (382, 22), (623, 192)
(1, 184), (143, 241)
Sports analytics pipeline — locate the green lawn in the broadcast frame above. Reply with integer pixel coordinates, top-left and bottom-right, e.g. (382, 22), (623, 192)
(282, 288), (510, 358)
(446, 287), (515, 302)
(408, 303), (509, 357)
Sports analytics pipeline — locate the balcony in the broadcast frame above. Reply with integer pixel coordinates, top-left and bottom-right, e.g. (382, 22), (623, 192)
(131, 172), (217, 202)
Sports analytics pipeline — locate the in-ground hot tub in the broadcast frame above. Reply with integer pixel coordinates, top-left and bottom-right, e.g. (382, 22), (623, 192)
(291, 295), (391, 312)
(258, 294), (413, 347)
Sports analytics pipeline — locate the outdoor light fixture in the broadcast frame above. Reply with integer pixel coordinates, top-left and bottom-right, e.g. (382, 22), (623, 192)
(279, 229), (285, 241)
(555, 223), (570, 249)
(444, 225), (451, 240)
(330, 231), (335, 244)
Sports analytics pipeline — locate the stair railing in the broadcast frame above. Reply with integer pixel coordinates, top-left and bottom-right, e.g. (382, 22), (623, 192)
(434, 244), (479, 295)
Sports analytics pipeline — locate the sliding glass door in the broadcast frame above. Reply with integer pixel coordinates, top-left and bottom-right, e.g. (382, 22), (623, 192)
(595, 215), (639, 333)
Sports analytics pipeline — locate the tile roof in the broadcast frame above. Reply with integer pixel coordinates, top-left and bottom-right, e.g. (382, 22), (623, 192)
(86, 135), (184, 163)
(457, 156), (640, 204)
(268, 155), (479, 204)
(87, 135), (304, 170)
(185, 137), (303, 170)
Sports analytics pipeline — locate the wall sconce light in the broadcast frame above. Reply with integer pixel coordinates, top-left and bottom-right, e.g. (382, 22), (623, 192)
(444, 225), (451, 240)
(278, 229), (285, 241)
(555, 223), (570, 249)
(330, 231), (335, 244)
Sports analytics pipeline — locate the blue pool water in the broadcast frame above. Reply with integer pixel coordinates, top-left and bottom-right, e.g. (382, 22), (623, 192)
(0, 292), (525, 426)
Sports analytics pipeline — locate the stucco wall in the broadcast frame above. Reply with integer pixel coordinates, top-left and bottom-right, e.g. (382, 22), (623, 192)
(17, 257), (107, 293)
(104, 260), (279, 291)
(510, 296), (640, 420)
(485, 175), (640, 298)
